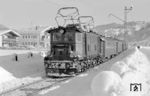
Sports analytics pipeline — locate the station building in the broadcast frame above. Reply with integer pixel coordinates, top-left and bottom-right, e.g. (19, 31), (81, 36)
(0, 24), (21, 48)
(18, 27), (40, 48)
(17, 26), (50, 49)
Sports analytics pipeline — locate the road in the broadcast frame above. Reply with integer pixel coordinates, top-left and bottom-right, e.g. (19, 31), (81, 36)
(32, 48), (135, 96)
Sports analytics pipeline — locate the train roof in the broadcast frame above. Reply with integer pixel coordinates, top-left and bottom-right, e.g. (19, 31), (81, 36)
(100, 35), (125, 42)
(45, 24), (83, 33)
(45, 24), (125, 43)
(45, 24), (100, 34)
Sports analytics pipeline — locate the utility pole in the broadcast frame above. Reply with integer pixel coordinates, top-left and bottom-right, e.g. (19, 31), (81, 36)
(109, 6), (133, 40)
(124, 6), (133, 40)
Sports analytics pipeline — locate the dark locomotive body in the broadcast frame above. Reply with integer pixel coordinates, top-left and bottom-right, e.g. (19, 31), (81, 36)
(44, 7), (127, 77)
(44, 24), (127, 77)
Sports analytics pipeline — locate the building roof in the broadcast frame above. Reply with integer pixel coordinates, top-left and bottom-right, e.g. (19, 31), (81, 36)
(40, 26), (53, 36)
(0, 24), (21, 37)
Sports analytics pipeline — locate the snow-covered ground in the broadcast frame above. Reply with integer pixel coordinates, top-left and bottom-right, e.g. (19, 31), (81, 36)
(0, 49), (39, 56)
(91, 47), (150, 96)
(0, 49), (45, 94)
(1, 47), (150, 96)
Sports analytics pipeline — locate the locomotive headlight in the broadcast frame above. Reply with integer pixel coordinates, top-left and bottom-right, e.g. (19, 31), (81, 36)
(59, 29), (64, 34)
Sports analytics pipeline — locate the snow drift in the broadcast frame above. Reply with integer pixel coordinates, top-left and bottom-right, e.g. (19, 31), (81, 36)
(91, 71), (122, 96)
(91, 48), (150, 96)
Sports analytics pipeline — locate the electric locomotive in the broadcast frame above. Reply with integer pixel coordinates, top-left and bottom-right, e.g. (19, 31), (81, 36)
(44, 24), (103, 76)
(44, 7), (128, 77)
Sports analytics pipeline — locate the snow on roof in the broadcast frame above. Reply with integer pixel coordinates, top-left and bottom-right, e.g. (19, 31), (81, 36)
(0, 24), (21, 37)
(40, 26), (53, 36)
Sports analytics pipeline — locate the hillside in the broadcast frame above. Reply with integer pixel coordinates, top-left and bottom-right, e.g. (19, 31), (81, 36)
(94, 21), (150, 46)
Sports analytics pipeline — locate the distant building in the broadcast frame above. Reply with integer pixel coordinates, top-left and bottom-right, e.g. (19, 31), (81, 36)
(40, 26), (51, 50)
(0, 24), (21, 48)
(17, 26), (50, 49)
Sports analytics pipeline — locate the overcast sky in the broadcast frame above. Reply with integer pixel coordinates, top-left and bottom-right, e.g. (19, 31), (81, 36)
(0, 0), (149, 29)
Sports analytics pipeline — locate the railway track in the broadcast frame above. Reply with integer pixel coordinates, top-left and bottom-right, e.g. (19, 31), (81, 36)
(0, 76), (71, 96)
(0, 54), (119, 96)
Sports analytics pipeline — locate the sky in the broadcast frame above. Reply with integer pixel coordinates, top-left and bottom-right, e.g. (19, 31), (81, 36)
(0, 0), (150, 29)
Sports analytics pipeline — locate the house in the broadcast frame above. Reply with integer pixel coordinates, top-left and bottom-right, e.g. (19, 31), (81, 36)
(40, 26), (51, 49)
(17, 26), (49, 49)
(0, 24), (21, 48)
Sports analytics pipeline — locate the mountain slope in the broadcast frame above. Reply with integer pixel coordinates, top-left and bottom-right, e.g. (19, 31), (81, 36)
(94, 21), (150, 45)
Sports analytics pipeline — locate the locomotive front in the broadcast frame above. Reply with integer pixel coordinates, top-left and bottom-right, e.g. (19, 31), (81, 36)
(44, 25), (81, 77)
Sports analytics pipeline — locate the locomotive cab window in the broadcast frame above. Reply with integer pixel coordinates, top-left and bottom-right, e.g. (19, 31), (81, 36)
(64, 32), (74, 41)
(52, 32), (62, 41)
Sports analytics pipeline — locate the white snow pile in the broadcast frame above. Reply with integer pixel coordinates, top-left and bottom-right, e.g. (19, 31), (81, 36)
(91, 71), (122, 96)
(91, 48), (150, 96)
(0, 51), (44, 94)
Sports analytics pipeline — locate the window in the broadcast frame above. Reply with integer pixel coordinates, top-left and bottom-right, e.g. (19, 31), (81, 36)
(33, 36), (37, 38)
(64, 32), (73, 41)
(53, 33), (61, 41)
(33, 42), (37, 46)
(41, 36), (45, 41)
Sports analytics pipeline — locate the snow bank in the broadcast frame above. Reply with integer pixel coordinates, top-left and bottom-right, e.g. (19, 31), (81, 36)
(0, 49), (39, 56)
(91, 71), (122, 96)
(91, 48), (150, 96)
(0, 50), (44, 94)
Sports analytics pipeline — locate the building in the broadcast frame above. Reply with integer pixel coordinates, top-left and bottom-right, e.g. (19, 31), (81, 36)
(0, 24), (21, 48)
(17, 26), (49, 49)
(40, 26), (51, 50)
